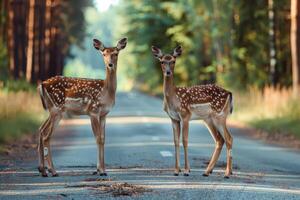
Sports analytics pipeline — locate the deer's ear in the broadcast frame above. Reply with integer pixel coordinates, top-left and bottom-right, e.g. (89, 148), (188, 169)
(151, 46), (163, 60)
(173, 45), (182, 57)
(93, 39), (105, 51)
(116, 37), (127, 50)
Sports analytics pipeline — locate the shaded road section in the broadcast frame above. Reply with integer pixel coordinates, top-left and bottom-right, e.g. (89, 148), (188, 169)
(0, 92), (300, 199)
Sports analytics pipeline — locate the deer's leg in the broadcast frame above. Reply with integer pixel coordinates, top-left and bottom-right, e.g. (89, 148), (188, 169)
(213, 119), (233, 178)
(38, 116), (51, 177)
(43, 113), (62, 177)
(171, 119), (181, 176)
(203, 119), (224, 176)
(182, 119), (190, 176)
(91, 115), (107, 176)
(223, 124), (233, 178)
(90, 115), (101, 175)
(98, 116), (106, 176)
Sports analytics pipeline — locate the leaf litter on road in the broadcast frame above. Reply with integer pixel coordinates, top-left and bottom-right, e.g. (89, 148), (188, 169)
(66, 178), (151, 197)
(98, 182), (150, 197)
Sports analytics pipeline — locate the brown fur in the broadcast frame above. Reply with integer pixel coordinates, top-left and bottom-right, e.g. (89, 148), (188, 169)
(37, 38), (127, 177)
(175, 85), (231, 112)
(152, 45), (234, 178)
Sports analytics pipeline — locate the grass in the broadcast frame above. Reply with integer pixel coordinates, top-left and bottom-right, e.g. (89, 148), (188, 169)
(232, 86), (300, 139)
(252, 118), (300, 138)
(0, 89), (45, 144)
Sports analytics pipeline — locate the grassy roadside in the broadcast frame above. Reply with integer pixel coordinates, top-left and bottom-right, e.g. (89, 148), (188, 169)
(0, 84), (45, 149)
(232, 86), (300, 140)
(251, 118), (300, 139)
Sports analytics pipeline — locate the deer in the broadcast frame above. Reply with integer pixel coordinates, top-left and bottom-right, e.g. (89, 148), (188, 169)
(151, 45), (234, 178)
(37, 38), (127, 177)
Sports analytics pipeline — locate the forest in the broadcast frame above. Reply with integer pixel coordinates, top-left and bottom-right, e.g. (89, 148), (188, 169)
(118, 0), (299, 93)
(0, 0), (92, 83)
(0, 0), (299, 143)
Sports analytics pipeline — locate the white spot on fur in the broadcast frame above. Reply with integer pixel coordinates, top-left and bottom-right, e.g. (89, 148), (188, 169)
(44, 147), (48, 157)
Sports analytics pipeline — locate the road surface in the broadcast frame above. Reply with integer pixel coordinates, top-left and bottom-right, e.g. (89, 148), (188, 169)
(0, 92), (300, 199)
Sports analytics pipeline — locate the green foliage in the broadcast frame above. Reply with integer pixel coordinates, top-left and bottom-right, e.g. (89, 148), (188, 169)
(2, 79), (36, 92)
(64, 58), (105, 79)
(65, 6), (133, 90)
(251, 117), (300, 139)
(115, 0), (291, 93)
(66, 7), (117, 77)
(61, 0), (94, 55)
(0, 89), (45, 144)
(0, 113), (41, 144)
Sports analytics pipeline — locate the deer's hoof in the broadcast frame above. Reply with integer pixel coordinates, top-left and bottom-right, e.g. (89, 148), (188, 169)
(202, 173), (209, 177)
(100, 172), (107, 176)
(52, 173), (59, 177)
(41, 172), (48, 177)
(173, 173), (179, 176)
(183, 173), (189, 176)
(48, 168), (58, 176)
(37, 166), (44, 173)
(224, 175), (230, 179)
(92, 171), (98, 175)
(38, 167), (48, 177)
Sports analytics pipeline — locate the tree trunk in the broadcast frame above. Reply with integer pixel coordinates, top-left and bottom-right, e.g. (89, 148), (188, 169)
(33, 0), (40, 83)
(268, 0), (277, 85)
(0, 0), (4, 41)
(37, 0), (46, 82)
(7, 0), (15, 77)
(43, 0), (51, 80)
(17, 1), (28, 78)
(26, 0), (35, 82)
(291, 0), (300, 96)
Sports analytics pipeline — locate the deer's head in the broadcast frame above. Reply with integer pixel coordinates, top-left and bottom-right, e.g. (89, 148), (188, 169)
(93, 38), (127, 70)
(151, 45), (182, 77)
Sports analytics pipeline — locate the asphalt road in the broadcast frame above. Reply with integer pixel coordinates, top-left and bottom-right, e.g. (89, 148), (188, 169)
(1, 92), (300, 200)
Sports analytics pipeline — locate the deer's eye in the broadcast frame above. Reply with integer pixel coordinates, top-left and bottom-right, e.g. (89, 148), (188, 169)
(160, 61), (164, 64)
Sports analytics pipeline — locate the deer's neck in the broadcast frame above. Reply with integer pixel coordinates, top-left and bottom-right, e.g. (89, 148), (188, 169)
(163, 75), (176, 102)
(104, 68), (117, 96)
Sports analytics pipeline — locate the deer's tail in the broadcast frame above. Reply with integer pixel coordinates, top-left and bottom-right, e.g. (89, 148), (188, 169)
(229, 92), (233, 114)
(38, 84), (48, 110)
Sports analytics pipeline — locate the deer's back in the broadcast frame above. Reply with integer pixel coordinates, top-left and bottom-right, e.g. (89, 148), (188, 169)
(40, 76), (105, 110)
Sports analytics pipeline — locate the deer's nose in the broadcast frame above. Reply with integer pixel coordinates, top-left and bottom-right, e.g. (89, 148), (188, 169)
(108, 63), (113, 67)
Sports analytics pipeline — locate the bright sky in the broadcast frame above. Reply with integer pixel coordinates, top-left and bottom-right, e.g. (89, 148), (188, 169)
(94, 0), (119, 12)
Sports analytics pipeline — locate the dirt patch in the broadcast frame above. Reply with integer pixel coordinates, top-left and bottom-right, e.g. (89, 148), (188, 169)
(103, 182), (149, 197)
(228, 120), (300, 150)
(67, 182), (150, 197)
(0, 132), (38, 169)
